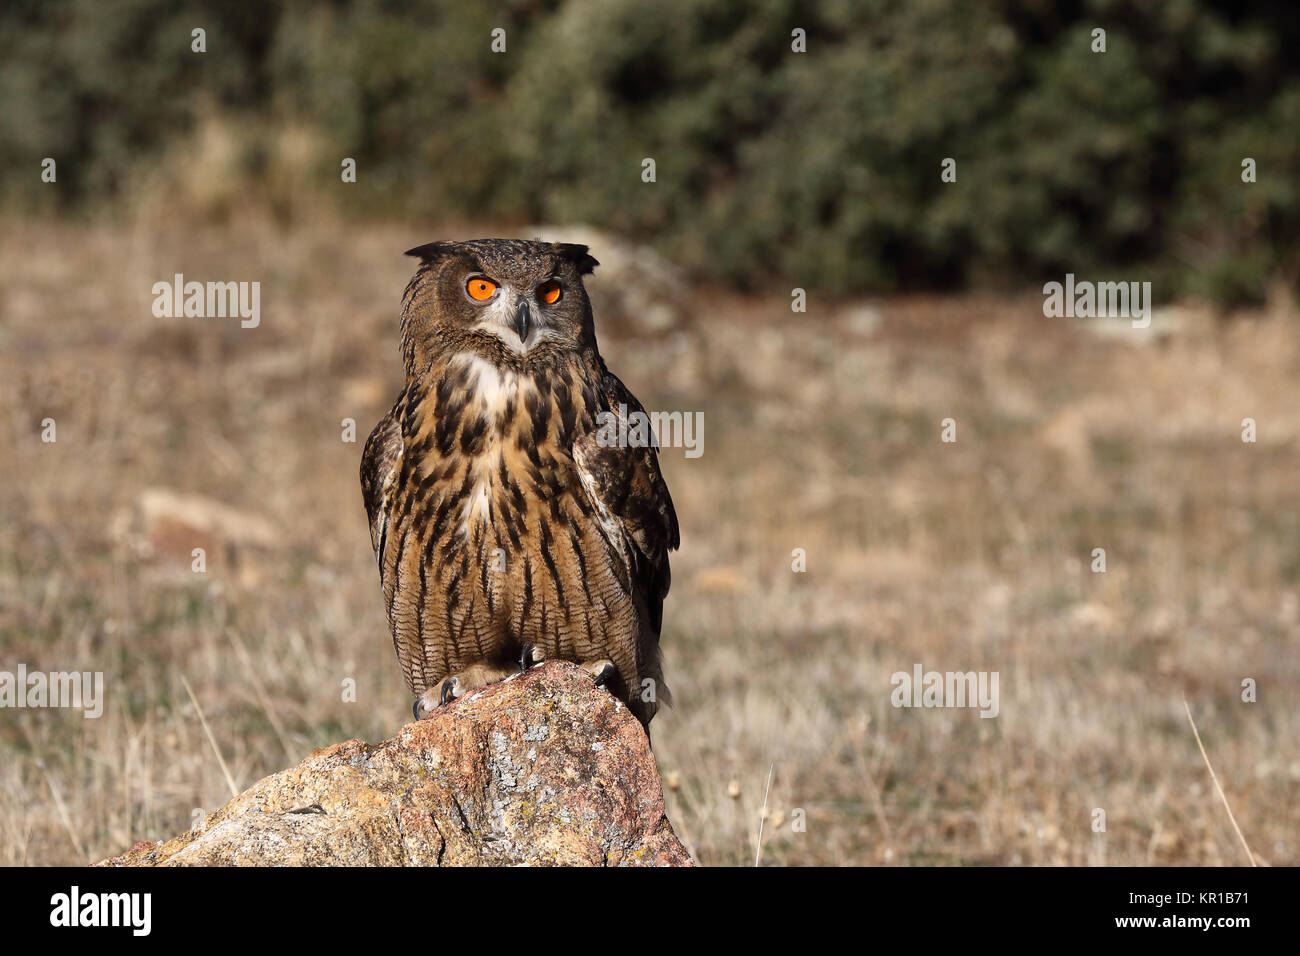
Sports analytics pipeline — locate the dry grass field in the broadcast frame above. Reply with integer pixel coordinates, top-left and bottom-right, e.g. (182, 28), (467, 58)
(2, 215), (1297, 866)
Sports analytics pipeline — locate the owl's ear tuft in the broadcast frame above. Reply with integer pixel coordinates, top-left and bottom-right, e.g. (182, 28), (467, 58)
(558, 243), (599, 275)
(404, 241), (455, 262)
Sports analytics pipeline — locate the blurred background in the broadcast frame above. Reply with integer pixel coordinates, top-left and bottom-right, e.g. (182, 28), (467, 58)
(1, 0), (1298, 865)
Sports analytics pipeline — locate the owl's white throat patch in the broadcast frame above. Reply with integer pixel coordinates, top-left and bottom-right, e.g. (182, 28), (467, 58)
(471, 320), (530, 354)
(454, 354), (527, 533)
(462, 354), (518, 417)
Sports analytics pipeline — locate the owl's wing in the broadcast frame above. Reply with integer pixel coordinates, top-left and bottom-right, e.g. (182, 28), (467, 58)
(573, 369), (680, 638)
(360, 407), (404, 566)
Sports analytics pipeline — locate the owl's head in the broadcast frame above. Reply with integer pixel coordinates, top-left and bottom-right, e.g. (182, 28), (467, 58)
(398, 238), (600, 373)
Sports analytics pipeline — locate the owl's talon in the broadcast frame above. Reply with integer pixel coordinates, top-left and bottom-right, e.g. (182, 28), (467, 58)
(412, 698), (422, 721)
(439, 676), (461, 706)
(518, 642), (543, 672)
(583, 660), (616, 688)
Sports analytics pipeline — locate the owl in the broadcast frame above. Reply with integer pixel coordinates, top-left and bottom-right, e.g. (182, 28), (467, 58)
(361, 239), (679, 730)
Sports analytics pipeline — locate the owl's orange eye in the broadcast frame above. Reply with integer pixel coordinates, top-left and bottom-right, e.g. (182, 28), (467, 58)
(467, 277), (498, 301)
(539, 280), (562, 305)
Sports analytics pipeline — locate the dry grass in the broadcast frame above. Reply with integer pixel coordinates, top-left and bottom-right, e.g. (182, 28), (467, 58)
(1, 216), (1297, 866)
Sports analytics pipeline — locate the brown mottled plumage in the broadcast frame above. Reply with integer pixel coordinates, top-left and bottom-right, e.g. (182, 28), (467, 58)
(361, 239), (678, 728)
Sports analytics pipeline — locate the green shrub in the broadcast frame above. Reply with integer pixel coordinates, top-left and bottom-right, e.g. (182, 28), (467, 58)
(2, 0), (1297, 304)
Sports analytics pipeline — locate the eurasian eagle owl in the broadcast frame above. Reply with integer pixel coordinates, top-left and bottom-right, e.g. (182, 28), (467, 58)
(360, 239), (678, 729)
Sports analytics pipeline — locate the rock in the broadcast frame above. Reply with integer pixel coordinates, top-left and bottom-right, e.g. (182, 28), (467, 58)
(135, 487), (278, 550)
(112, 487), (279, 587)
(95, 661), (693, 867)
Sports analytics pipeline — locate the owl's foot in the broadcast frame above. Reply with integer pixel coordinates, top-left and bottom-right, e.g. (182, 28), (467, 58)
(410, 683), (456, 720)
(518, 642), (545, 672)
(412, 661), (517, 720)
(580, 659), (617, 688)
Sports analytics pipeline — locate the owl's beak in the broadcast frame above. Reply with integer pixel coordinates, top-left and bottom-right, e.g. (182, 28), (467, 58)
(512, 300), (533, 343)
